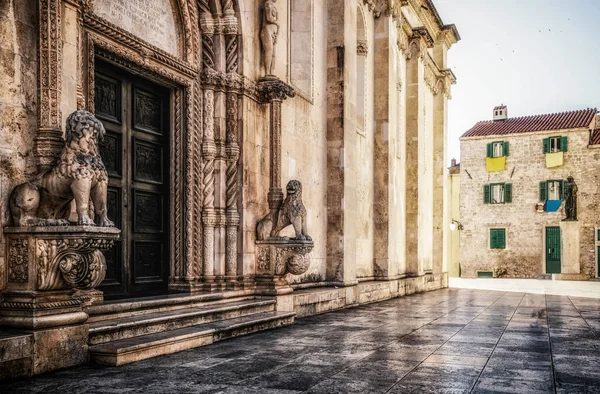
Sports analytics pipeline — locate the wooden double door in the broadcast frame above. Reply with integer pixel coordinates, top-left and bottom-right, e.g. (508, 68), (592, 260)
(95, 61), (171, 298)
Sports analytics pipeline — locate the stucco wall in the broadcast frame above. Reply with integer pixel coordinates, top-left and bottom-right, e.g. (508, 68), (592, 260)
(460, 128), (600, 278)
(0, 0), (38, 290)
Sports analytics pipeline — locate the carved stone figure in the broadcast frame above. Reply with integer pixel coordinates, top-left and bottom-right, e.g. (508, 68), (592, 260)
(563, 176), (578, 221)
(9, 110), (115, 228)
(260, 0), (279, 76)
(257, 180), (311, 241)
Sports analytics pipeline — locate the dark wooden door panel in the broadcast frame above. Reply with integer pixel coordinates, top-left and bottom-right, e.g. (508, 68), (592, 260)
(546, 226), (561, 274)
(96, 60), (170, 298)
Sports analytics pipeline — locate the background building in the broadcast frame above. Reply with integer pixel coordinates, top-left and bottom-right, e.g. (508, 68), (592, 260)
(447, 158), (460, 277)
(460, 106), (600, 278)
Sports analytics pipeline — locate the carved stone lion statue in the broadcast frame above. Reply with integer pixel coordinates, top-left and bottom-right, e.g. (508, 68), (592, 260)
(257, 180), (311, 241)
(9, 110), (115, 227)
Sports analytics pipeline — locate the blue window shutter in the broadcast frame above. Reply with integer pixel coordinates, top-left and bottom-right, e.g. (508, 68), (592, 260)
(504, 183), (512, 203)
(561, 136), (568, 152)
(503, 141), (509, 156)
(543, 138), (549, 154)
(484, 184), (491, 204)
(539, 181), (547, 201)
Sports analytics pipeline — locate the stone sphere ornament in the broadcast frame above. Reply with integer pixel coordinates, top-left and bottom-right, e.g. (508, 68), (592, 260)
(286, 254), (310, 276)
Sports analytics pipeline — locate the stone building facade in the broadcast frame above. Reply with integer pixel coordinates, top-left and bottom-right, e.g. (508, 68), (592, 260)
(0, 0), (458, 377)
(460, 107), (600, 279)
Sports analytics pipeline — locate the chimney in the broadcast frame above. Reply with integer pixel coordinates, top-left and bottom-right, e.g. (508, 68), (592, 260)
(450, 158), (457, 167)
(493, 104), (508, 121)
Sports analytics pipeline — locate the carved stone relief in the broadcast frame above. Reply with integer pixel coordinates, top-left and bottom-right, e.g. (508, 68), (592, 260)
(8, 239), (28, 283)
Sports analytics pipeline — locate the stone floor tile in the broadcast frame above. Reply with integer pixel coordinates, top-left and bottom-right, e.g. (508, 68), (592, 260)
(423, 353), (489, 366)
(387, 382), (469, 394)
(472, 377), (554, 393)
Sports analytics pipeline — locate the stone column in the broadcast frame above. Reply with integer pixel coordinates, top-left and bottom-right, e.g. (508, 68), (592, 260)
(36, 0), (63, 171)
(404, 35), (424, 277)
(325, 0), (358, 287)
(201, 15), (218, 288)
(373, 16), (393, 280)
(224, 9), (241, 285)
(432, 78), (448, 275)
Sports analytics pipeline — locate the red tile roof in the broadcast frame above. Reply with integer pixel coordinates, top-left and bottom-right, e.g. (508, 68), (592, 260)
(461, 108), (597, 138)
(591, 129), (600, 145)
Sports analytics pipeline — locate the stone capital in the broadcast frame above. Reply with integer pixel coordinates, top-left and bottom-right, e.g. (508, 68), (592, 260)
(256, 77), (295, 104)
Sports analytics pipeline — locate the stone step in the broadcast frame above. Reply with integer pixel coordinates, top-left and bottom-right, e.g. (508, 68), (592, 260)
(89, 299), (277, 345)
(86, 290), (257, 323)
(89, 311), (295, 366)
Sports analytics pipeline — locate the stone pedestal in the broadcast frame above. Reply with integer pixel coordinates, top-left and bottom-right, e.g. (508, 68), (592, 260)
(255, 240), (313, 296)
(1, 226), (120, 376)
(557, 221), (588, 280)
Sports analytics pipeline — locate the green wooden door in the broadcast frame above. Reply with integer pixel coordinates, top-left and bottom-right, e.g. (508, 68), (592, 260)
(546, 227), (561, 274)
(597, 246), (600, 277)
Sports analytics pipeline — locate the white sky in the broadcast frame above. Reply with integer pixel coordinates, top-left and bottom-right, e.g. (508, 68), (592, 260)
(434, 0), (600, 164)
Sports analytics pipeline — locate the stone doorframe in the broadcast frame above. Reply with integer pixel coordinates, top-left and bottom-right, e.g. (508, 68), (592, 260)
(33, 0), (257, 293)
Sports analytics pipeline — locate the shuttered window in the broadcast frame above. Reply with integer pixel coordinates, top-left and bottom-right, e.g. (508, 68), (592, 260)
(490, 228), (506, 249)
(487, 141), (509, 158)
(540, 180), (565, 201)
(543, 136), (568, 153)
(484, 183), (512, 204)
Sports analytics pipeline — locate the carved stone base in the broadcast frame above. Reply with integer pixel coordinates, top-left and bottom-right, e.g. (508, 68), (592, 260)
(255, 240), (313, 296)
(2, 226), (120, 327)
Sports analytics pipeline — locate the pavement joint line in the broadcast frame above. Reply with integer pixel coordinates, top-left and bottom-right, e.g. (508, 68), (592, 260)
(467, 291), (526, 394)
(545, 294), (558, 394)
(566, 295), (600, 341)
(381, 291), (507, 393)
(300, 292), (486, 393)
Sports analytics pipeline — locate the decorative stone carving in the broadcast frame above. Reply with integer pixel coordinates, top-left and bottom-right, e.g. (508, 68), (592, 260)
(255, 240), (314, 295)
(260, 0), (279, 76)
(9, 111), (115, 228)
(8, 239), (29, 283)
(37, 236), (116, 291)
(357, 40), (369, 56)
(256, 76), (295, 104)
(563, 176), (578, 221)
(257, 180), (312, 241)
(2, 226), (120, 314)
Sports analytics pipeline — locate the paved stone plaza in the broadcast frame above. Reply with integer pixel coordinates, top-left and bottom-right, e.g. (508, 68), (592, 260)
(2, 288), (599, 393)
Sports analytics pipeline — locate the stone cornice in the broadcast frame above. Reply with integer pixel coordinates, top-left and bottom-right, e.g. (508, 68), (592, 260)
(401, 0), (460, 47)
(412, 27), (434, 48)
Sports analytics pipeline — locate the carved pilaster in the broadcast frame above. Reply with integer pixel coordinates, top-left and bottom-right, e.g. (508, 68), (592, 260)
(36, 0), (63, 171)
(202, 87), (217, 283)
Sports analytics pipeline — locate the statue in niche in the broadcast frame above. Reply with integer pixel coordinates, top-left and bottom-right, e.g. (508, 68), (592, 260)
(563, 176), (578, 221)
(9, 110), (115, 228)
(260, 0), (279, 76)
(257, 180), (311, 241)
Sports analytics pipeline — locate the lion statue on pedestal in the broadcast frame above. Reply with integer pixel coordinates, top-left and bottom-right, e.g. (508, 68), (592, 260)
(9, 110), (115, 227)
(256, 179), (311, 241)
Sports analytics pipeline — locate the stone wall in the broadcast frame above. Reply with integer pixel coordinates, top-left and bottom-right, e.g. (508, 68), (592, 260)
(0, 0), (38, 291)
(460, 128), (600, 278)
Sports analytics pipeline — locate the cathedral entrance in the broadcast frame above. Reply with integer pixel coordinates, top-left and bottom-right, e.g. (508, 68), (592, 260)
(95, 60), (171, 298)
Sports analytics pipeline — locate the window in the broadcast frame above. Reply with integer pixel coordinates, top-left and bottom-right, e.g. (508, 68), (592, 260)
(495, 111), (498, 116)
(490, 228), (506, 249)
(486, 141), (509, 158)
(539, 180), (565, 201)
(500, 110), (503, 115)
(484, 183), (512, 204)
(543, 136), (568, 153)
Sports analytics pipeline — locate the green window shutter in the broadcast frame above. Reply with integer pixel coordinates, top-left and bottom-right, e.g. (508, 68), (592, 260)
(561, 180), (567, 200)
(486, 143), (492, 158)
(561, 136), (568, 152)
(504, 183), (512, 203)
(490, 229), (497, 248)
(539, 181), (547, 201)
(497, 229), (506, 249)
(503, 141), (509, 156)
(484, 184), (491, 204)
(490, 229), (506, 249)
(543, 138), (549, 154)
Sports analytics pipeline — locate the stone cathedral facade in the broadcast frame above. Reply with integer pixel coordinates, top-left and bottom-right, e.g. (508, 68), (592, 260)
(0, 0), (458, 377)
